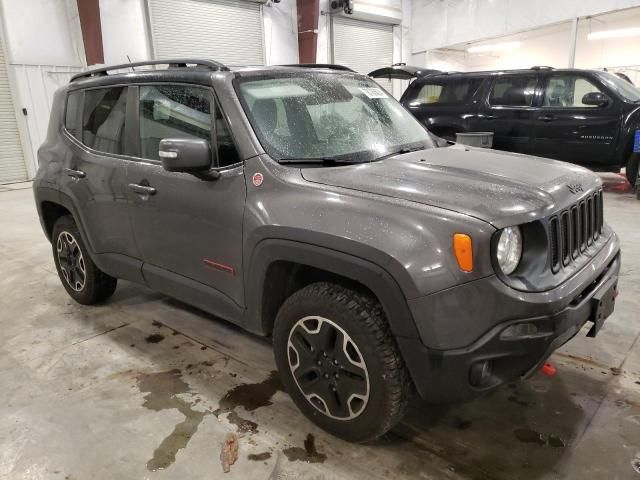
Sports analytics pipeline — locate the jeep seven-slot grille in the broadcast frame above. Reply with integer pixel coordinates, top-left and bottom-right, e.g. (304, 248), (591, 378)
(549, 190), (603, 273)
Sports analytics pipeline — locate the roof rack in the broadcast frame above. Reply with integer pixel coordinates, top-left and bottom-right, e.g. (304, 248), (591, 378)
(70, 59), (229, 82)
(531, 66), (554, 70)
(282, 63), (356, 72)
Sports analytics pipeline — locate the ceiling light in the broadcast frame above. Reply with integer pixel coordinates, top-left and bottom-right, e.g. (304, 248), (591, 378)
(588, 27), (640, 40)
(467, 42), (521, 53)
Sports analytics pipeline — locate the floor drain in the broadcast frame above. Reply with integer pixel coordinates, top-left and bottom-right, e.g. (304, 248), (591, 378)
(632, 458), (640, 475)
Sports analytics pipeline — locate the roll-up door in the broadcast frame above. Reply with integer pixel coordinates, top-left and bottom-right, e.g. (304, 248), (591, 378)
(332, 16), (393, 92)
(147, 0), (264, 66)
(0, 35), (27, 183)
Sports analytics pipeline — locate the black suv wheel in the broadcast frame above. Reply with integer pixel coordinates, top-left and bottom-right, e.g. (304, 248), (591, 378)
(273, 282), (411, 442)
(52, 215), (117, 304)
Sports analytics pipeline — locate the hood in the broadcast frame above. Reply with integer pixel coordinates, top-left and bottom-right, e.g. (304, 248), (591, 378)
(300, 145), (602, 228)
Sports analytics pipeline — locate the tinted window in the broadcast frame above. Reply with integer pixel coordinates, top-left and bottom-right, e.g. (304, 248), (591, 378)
(543, 75), (604, 108)
(139, 85), (212, 161)
(82, 87), (127, 154)
(215, 106), (240, 167)
(65, 91), (81, 139)
(411, 78), (482, 106)
(489, 76), (538, 106)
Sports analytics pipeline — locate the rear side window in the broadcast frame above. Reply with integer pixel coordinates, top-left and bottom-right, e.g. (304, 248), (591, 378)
(139, 85), (212, 161)
(82, 87), (128, 154)
(65, 91), (81, 139)
(489, 76), (538, 106)
(411, 78), (482, 106)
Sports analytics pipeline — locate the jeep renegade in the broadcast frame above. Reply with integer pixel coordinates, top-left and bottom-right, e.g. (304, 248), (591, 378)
(34, 60), (621, 442)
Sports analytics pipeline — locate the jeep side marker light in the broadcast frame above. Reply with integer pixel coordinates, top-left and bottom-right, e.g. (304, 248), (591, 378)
(453, 233), (473, 272)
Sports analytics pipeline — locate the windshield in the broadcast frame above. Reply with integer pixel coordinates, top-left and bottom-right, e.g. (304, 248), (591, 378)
(237, 72), (434, 163)
(597, 71), (640, 102)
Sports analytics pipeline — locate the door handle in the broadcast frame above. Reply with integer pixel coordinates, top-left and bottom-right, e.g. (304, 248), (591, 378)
(64, 168), (86, 179)
(128, 183), (157, 196)
(483, 115), (496, 120)
(538, 115), (554, 122)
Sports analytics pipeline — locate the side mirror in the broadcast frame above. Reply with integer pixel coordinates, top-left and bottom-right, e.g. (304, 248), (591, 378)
(582, 92), (610, 107)
(159, 138), (212, 173)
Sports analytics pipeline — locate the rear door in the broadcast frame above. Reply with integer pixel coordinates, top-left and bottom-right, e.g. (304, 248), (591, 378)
(125, 83), (246, 311)
(533, 73), (620, 167)
(60, 86), (141, 271)
(475, 74), (540, 154)
(404, 76), (484, 140)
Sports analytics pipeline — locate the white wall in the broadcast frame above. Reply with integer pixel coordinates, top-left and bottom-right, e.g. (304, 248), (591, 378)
(100, 0), (150, 65)
(263, 0), (299, 64)
(0, 0), (85, 177)
(412, 0), (640, 54)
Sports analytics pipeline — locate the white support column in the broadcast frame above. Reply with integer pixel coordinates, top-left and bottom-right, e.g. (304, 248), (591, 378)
(568, 17), (578, 68)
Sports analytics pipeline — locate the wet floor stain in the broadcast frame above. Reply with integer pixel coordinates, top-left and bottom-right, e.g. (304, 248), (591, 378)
(213, 371), (283, 434)
(248, 451), (272, 461)
(137, 369), (209, 471)
(283, 434), (327, 463)
(632, 458), (640, 475)
(514, 428), (566, 448)
(145, 334), (165, 344)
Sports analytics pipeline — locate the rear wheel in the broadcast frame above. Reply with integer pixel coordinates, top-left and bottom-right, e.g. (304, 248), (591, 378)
(273, 282), (411, 442)
(626, 153), (639, 187)
(52, 215), (117, 305)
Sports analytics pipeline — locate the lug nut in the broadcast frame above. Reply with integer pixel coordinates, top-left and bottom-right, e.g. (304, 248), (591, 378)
(334, 373), (339, 379)
(323, 373), (330, 379)
(333, 359), (339, 365)
(323, 352), (328, 358)
(317, 360), (322, 366)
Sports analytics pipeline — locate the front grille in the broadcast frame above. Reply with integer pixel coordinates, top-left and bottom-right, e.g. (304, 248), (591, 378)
(548, 190), (603, 273)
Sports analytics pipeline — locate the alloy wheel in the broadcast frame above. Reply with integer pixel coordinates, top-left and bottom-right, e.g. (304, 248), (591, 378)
(287, 315), (370, 420)
(56, 231), (86, 292)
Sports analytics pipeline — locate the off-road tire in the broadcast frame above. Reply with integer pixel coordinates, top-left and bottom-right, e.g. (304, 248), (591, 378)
(626, 153), (639, 187)
(273, 282), (411, 442)
(52, 215), (117, 304)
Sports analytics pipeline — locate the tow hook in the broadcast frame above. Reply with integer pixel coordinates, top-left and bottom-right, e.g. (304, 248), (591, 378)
(540, 362), (557, 377)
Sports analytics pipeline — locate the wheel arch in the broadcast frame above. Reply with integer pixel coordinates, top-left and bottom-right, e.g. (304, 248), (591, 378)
(242, 238), (421, 342)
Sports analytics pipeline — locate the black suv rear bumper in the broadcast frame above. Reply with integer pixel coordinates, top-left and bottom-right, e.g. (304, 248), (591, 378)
(398, 246), (620, 404)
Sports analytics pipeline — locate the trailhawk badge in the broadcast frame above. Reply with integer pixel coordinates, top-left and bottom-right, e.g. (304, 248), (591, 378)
(567, 183), (584, 194)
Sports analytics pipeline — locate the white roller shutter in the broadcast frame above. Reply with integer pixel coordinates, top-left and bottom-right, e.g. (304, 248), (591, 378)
(0, 35), (27, 184)
(148, 0), (264, 66)
(332, 16), (393, 92)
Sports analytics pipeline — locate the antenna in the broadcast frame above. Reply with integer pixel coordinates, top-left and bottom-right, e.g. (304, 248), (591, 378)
(126, 55), (136, 72)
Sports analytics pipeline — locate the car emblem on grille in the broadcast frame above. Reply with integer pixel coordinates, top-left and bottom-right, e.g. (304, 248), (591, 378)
(567, 183), (584, 194)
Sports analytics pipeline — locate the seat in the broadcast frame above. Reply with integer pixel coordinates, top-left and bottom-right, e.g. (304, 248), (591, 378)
(92, 93), (127, 154)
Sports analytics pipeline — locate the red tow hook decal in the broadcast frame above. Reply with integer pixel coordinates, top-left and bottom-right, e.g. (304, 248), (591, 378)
(540, 362), (557, 377)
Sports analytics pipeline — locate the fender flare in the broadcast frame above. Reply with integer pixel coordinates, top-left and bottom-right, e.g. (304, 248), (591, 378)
(242, 238), (421, 341)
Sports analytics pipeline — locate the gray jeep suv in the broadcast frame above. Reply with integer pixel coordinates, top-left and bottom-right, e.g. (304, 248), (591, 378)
(34, 59), (621, 442)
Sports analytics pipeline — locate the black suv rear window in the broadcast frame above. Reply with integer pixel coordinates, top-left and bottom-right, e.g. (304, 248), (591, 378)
(64, 91), (82, 139)
(489, 76), (538, 107)
(409, 78), (482, 106)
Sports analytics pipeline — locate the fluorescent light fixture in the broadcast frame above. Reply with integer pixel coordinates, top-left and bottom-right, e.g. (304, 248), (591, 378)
(588, 27), (640, 40)
(467, 41), (521, 53)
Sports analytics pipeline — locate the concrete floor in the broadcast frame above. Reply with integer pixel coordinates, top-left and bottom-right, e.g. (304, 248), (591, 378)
(1, 183), (639, 480)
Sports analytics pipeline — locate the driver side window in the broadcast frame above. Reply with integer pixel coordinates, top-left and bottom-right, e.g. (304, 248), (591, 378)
(542, 75), (603, 108)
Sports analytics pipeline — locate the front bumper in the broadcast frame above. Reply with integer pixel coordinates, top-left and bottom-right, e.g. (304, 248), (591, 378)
(398, 235), (620, 404)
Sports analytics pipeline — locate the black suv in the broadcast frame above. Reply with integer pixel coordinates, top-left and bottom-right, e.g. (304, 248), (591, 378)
(393, 67), (640, 184)
(34, 60), (620, 442)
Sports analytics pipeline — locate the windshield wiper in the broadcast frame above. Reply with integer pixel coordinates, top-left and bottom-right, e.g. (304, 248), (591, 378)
(375, 145), (427, 161)
(279, 158), (361, 165)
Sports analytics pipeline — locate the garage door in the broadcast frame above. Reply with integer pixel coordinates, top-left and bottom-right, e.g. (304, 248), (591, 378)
(332, 16), (393, 92)
(148, 0), (264, 66)
(0, 36), (26, 184)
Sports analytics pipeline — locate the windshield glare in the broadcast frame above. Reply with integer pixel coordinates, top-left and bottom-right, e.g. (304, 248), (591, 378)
(237, 73), (433, 163)
(597, 71), (640, 102)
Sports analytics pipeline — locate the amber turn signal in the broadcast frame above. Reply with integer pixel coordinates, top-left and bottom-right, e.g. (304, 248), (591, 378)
(453, 233), (473, 272)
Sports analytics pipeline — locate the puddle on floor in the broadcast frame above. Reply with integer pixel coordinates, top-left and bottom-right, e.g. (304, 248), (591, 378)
(145, 334), (164, 344)
(136, 369), (209, 471)
(283, 434), (327, 463)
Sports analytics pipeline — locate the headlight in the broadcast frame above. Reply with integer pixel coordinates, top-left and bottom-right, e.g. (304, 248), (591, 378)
(496, 226), (522, 275)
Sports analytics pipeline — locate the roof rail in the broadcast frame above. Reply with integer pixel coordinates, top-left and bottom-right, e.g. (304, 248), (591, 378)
(282, 63), (355, 72)
(531, 66), (554, 70)
(70, 59), (229, 82)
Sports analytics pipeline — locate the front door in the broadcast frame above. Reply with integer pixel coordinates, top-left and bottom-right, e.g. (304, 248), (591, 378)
(472, 74), (540, 155)
(533, 73), (620, 168)
(125, 83), (246, 312)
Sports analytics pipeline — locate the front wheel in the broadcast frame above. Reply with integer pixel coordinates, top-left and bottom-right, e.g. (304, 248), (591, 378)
(273, 282), (411, 442)
(626, 153), (639, 187)
(52, 215), (117, 305)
